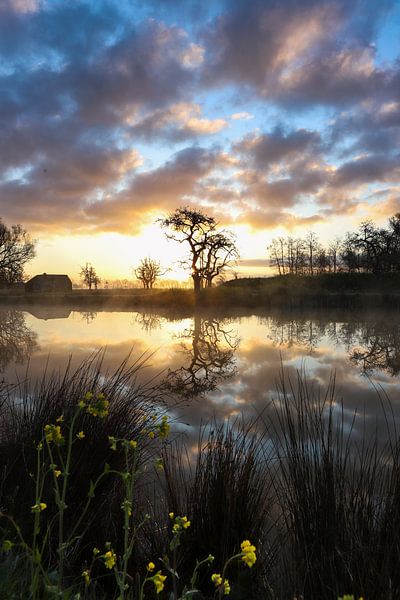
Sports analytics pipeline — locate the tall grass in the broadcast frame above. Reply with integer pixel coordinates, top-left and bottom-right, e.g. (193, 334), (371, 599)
(1, 355), (400, 598)
(161, 419), (274, 599)
(0, 351), (164, 577)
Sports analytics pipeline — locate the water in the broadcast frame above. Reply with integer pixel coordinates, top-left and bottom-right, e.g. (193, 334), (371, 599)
(1, 306), (400, 442)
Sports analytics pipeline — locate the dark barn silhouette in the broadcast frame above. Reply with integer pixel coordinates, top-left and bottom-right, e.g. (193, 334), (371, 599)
(25, 273), (72, 293)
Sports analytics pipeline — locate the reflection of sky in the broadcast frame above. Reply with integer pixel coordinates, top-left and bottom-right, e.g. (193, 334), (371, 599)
(3, 309), (400, 447)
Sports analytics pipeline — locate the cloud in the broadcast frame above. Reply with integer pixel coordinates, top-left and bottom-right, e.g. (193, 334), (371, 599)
(129, 102), (228, 141)
(204, 0), (396, 108)
(236, 127), (321, 168)
(231, 112), (254, 121)
(0, 0), (41, 13)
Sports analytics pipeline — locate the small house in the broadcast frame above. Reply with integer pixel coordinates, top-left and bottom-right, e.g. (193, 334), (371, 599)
(25, 273), (72, 293)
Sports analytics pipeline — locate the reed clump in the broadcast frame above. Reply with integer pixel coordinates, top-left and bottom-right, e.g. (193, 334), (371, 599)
(0, 355), (399, 599)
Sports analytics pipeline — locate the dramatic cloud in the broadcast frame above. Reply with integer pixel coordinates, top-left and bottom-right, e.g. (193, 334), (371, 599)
(0, 0), (399, 245)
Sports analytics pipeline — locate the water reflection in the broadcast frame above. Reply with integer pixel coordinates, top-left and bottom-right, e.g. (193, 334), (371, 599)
(264, 314), (400, 377)
(164, 315), (238, 398)
(134, 312), (162, 333)
(0, 308), (38, 372)
(349, 321), (400, 376)
(81, 311), (97, 325)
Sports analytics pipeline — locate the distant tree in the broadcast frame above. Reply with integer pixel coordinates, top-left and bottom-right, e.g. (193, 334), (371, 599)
(0, 219), (36, 285)
(134, 257), (166, 289)
(328, 237), (342, 273)
(305, 231), (319, 275)
(80, 263), (100, 290)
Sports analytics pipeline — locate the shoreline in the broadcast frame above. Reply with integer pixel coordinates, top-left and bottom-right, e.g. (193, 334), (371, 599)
(2, 273), (400, 314)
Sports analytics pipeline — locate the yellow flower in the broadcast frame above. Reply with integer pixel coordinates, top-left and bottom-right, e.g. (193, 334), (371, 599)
(152, 571), (167, 594)
(129, 440), (137, 449)
(84, 392), (94, 400)
(211, 573), (223, 586)
(54, 470), (62, 478)
(168, 512), (174, 519)
(223, 578), (230, 595)
(148, 431), (155, 439)
(44, 424), (64, 446)
(86, 393), (109, 418)
(76, 431), (85, 439)
(56, 415), (64, 423)
(93, 547), (100, 556)
(155, 458), (164, 470)
(82, 569), (90, 586)
(157, 415), (170, 440)
(103, 549), (117, 569)
(147, 561), (155, 572)
(36, 441), (43, 450)
(78, 400), (86, 409)
(108, 436), (117, 450)
(240, 540), (257, 567)
(31, 502), (47, 513)
(171, 515), (191, 533)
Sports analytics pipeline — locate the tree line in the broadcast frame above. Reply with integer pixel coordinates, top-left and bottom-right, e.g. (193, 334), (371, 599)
(268, 214), (400, 276)
(2, 210), (400, 292)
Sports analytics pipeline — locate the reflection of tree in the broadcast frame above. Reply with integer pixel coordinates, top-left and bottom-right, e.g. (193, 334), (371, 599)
(349, 322), (400, 376)
(134, 312), (161, 333)
(0, 309), (38, 371)
(265, 317), (326, 353)
(265, 314), (400, 377)
(81, 311), (97, 325)
(165, 315), (238, 398)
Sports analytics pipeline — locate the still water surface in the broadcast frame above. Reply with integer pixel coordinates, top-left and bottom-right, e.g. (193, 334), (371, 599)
(1, 306), (400, 441)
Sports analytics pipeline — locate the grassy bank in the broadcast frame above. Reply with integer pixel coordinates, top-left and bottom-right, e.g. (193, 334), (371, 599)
(1, 356), (400, 598)
(1, 273), (400, 312)
(2, 273), (400, 313)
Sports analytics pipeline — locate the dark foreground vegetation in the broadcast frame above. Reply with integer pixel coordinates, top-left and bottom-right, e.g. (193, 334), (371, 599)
(0, 354), (399, 599)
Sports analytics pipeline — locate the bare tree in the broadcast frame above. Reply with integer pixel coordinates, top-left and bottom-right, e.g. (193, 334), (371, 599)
(134, 257), (166, 289)
(159, 207), (217, 295)
(0, 220), (36, 285)
(305, 231), (319, 275)
(80, 263), (100, 290)
(328, 237), (342, 273)
(201, 231), (239, 287)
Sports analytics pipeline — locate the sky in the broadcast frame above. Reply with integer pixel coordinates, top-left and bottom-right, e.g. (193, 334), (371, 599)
(1, 0), (400, 282)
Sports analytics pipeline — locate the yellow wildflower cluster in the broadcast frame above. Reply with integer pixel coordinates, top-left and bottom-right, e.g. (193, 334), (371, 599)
(103, 549), (117, 570)
(170, 514), (191, 533)
(241, 539), (256, 567)
(44, 424), (64, 446)
(31, 502), (47, 513)
(150, 570), (167, 594)
(211, 574), (230, 596)
(157, 415), (170, 440)
(80, 391), (109, 418)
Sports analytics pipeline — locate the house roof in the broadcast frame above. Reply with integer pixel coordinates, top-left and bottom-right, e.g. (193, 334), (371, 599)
(27, 273), (71, 282)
